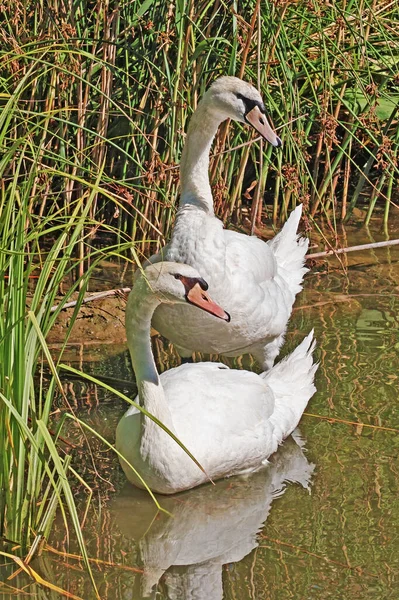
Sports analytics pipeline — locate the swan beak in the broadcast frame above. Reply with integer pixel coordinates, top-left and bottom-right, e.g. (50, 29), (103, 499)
(186, 283), (230, 322)
(245, 106), (282, 147)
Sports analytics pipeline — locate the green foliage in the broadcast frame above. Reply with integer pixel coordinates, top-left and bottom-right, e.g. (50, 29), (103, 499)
(1, 0), (398, 250)
(0, 156), (105, 594)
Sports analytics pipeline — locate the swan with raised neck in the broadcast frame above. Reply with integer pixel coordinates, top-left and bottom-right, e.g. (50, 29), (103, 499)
(144, 77), (308, 370)
(179, 76), (281, 214)
(116, 262), (317, 495)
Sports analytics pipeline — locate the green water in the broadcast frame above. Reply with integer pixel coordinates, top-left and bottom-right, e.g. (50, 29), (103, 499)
(4, 220), (399, 600)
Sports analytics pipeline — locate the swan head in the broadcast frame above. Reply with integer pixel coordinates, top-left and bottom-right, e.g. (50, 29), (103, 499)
(140, 262), (231, 322)
(203, 76), (282, 147)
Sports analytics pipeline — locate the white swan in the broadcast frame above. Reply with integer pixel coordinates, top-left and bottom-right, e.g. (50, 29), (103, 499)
(145, 76), (309, 370)
(116, 262), (317, 494)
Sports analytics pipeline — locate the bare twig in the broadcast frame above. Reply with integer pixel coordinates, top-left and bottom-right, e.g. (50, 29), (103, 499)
(50, 288), (131, 313)
(303, 412), (399, 433)
(306, 238), (399, 259)
(44, 543), (144, 573)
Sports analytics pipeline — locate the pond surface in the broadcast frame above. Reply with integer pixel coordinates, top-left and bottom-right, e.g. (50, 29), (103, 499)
(8, 214), (399, 599)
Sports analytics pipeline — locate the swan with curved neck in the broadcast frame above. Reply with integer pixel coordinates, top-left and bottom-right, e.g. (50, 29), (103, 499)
(145, 76), (308, 370)
(116, 262), (317, 495)
(179, 76), (281, 213)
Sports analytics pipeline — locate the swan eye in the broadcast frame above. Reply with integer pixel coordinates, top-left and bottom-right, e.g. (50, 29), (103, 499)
(235, 93), (265, 117)
(174, 273), (182, 280)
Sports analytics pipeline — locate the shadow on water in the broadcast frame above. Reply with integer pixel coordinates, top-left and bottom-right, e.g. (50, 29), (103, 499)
(3, 214), (399, 599)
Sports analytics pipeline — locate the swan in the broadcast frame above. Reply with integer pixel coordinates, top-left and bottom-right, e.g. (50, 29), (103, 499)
(145, 76), (309, 370)
(116, 262), (317, 494)
(111, 435), (314, 598)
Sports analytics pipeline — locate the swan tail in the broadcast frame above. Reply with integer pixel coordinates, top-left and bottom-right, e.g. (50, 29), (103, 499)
(268, 204), (309, 297)
(262, 330), (318, 444)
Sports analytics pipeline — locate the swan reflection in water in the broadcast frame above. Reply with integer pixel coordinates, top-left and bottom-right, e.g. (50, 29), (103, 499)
(110, 431), (315, 599)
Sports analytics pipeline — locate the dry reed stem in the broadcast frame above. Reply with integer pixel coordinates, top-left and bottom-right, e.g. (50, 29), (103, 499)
(303, 413), (399, 433)
(44, 543), (144, 573)
(1, 550), (83, 600)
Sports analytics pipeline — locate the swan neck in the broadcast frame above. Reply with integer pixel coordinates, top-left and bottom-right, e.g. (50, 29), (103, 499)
(180, 101), (224, 214)
(125, 285), (174, 429)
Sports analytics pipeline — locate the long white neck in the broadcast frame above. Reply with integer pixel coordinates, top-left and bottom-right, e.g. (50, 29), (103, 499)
(179, 100), (226, 215)
(125, 284), (174, 431)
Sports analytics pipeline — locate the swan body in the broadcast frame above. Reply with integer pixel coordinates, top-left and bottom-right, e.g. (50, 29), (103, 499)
(145, 76), (309, 370)
(116, 262), (317, 495)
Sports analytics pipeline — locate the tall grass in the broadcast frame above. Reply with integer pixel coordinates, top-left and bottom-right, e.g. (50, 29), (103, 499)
(0, 134), (108, 593)
(1, 0), (398, 251)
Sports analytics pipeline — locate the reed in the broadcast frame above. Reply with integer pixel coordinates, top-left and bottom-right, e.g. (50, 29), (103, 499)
(0, 134), (110, 594)
(0, 0), (397, 251)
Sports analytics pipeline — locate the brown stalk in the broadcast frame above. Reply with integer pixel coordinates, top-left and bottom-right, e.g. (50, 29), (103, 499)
(91, 1), (119, 217)
(227, 145), (251, 221)
(303, 412), (399, 433)
(209, 0), (260, 190)
(44, 543), (144, 573)
(3, 550), (83, 600)
(341, 127), (353, 220)
(250, 5), (263, 232)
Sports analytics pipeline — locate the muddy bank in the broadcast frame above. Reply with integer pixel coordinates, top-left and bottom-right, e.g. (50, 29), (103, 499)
(47, 293), (129, 361)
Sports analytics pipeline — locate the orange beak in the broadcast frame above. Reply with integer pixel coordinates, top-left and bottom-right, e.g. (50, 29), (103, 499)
(186, 283), (230, 322)
(245, 105), (282, 147)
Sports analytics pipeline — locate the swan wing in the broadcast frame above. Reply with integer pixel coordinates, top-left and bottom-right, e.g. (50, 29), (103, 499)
(224, 229), (277, 282)
(160, 362), (275, 443)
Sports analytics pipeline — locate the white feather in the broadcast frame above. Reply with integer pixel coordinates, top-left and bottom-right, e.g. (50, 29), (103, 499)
(116, 263), (318, 495)
(143, 77), (308, 370)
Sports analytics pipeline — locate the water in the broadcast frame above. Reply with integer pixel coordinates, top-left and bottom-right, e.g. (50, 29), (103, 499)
(7, 216), (399, 599)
